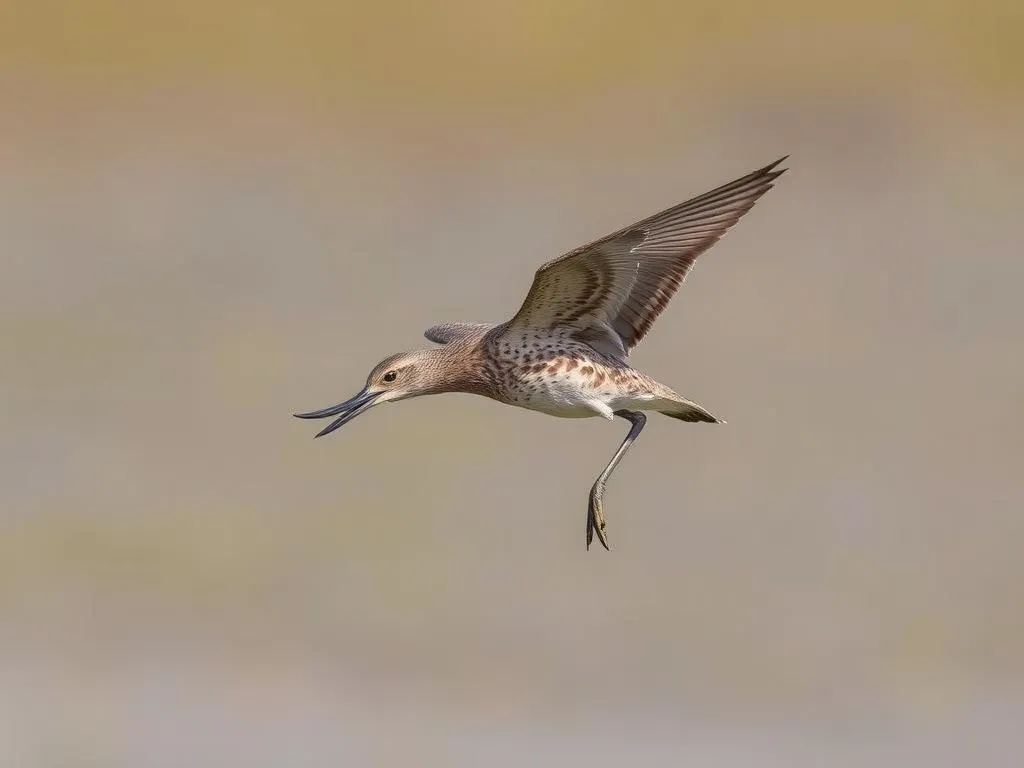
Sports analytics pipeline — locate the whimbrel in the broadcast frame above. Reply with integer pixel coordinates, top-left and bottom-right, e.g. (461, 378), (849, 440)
(296, 158), (786, 549)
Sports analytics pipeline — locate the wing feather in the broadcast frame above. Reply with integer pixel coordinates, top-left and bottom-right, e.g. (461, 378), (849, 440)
(500, 157), (787, 359)
(424, 322), (492, 345)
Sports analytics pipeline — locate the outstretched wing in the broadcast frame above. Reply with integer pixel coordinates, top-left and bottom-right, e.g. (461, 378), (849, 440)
(424, 322), (493, 345)
(500, 157), (786, 360)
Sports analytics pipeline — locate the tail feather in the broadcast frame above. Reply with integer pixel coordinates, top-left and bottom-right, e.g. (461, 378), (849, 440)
(657, 397), (721, 423)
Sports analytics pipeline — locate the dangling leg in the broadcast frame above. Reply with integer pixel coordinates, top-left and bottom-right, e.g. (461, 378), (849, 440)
(587, 410), (647, 551)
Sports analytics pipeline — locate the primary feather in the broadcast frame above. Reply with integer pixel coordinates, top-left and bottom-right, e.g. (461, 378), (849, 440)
(499, 157), (786, 360)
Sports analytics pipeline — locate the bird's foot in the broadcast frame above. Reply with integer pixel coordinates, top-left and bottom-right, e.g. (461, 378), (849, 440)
(586, 486), (610, 551)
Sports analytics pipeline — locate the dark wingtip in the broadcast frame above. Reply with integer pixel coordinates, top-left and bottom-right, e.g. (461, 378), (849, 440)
(761, 155), (789, 181)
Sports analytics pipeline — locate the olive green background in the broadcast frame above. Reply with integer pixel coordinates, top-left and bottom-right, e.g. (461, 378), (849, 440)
(2, 2), (1022, 765)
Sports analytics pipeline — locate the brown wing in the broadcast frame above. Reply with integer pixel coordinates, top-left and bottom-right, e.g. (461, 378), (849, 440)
(424, 322), (493, 345)
(501, 157), (787, 359)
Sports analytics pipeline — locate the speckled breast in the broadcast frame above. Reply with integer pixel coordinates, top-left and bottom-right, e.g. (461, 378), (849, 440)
(485, 332), (638, 418)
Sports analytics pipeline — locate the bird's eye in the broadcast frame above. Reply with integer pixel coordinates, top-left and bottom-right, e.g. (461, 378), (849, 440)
(382, 370), (397, 383)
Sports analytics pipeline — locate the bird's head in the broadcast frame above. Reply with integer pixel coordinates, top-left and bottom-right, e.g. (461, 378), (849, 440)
(293, 349), (450, 437)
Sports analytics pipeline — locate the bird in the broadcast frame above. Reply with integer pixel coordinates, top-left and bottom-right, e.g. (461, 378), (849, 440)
(295, 157), (787, 550)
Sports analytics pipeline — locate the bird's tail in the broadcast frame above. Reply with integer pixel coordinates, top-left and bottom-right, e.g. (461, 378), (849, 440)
(657, 396), (722, 424)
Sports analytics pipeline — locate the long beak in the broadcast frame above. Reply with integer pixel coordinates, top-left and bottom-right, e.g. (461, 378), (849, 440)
(293, 387), (381, 438)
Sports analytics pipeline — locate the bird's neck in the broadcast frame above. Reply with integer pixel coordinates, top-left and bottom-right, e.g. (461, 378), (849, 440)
(420, 342), (496, 398)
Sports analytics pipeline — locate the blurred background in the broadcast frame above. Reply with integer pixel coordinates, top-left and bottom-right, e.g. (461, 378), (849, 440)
(2, 2), (1022, 765)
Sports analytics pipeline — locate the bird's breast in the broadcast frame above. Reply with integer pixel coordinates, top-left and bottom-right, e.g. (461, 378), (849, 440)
(488, 338), (640, 419)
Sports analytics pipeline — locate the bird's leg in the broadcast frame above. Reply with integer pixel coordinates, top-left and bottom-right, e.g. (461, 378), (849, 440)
(587, 410), (647, 551)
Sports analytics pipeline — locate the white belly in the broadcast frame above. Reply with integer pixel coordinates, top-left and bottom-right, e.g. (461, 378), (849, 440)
(511, 377), (655, 419)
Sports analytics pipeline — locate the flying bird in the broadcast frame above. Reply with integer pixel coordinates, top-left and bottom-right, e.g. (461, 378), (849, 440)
(296, 157), (787, 550)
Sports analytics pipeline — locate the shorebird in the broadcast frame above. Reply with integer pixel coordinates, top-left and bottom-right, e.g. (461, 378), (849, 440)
(296, 157), (786, 550)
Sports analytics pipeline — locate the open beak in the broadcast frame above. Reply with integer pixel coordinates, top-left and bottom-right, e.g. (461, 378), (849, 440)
(293, 387), (381, 438)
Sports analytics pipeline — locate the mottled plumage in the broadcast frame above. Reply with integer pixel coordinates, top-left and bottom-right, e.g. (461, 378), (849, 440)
(296, 158), (787, 549)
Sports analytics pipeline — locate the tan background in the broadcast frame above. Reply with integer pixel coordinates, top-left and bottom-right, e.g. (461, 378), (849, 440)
(2, 2), (1022, 765)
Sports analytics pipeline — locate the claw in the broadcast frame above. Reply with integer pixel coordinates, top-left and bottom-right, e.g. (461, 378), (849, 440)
(586, 488), (610, 551)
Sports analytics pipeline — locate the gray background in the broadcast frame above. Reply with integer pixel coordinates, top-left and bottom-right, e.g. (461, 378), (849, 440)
(2, 3), (1022, 765)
